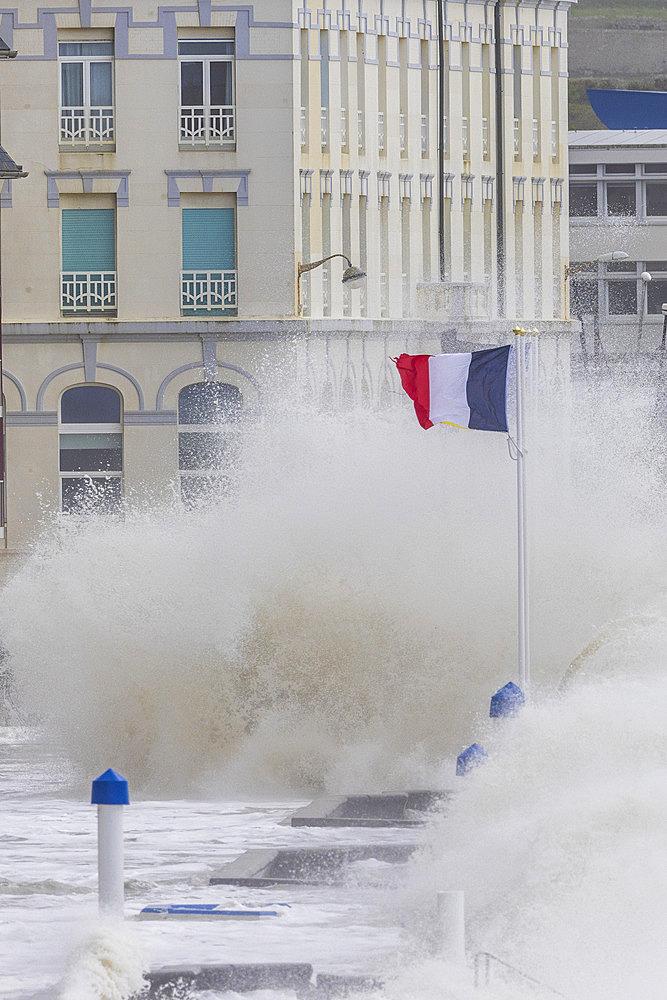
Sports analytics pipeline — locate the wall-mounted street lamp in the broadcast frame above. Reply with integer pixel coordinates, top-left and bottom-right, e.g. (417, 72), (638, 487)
(565, 251), (629, 319)
(297, 253), (366, 315)
(564, 250), (629, 287)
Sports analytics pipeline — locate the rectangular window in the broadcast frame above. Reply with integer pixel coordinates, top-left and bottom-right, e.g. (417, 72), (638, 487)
(647, 278), (667, 314)
(569, 184), (597, 217)
(59, 41), (114, 147)
(646, 182), (667, 217)
(181, 207), (237, 315)
(606, 183), (636, 218)
(61, 208), (116, 314)
(179, 39), (235, 148)
(570, 279), (598, 316)
(608, 280), (637, 315)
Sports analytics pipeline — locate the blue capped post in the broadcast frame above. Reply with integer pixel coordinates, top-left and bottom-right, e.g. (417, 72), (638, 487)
(91, 768), (129, 917)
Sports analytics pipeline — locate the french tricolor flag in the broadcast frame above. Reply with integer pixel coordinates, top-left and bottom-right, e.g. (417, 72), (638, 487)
(394, 345), (511, 432)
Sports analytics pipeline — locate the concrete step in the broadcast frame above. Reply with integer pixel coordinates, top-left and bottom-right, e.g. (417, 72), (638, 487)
(209, 843), (416, 887)
(290, 791), (451, 828)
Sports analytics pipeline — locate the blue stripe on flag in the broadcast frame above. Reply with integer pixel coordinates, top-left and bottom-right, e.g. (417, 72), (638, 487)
(466, 345), (511, 432)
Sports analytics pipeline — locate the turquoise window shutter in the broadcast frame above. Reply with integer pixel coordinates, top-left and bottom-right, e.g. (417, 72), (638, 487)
(182, 208), (235, 270)
(62, 209), (116, 270)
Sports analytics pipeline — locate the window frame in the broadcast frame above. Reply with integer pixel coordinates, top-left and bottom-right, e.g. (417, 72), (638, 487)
(58, 40), (115, 149)
(178, 38), (236, 149)
(177, 381), (242, 508)
(59, 384), (123, 514)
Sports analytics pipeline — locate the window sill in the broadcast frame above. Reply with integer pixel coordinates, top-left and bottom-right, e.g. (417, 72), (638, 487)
(61, 310), (118, 318)
(178, 142), (236, 153)
(59, 143), (116, 153)
(181, 309), (237, 318)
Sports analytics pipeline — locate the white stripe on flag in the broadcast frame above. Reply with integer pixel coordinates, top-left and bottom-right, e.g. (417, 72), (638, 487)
(428, 352), (472, 427)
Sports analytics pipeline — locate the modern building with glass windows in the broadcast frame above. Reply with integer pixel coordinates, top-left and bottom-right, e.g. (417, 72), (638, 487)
(0, 0), (579, 553)
(568, 129), (667, 356)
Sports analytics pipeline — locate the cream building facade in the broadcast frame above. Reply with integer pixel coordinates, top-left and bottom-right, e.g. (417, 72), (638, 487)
(0, 0), (577, 552)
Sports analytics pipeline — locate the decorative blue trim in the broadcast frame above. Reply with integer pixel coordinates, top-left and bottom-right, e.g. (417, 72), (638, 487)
(82, 338), (97, 381)
(36, 362), (144, 411)
(97, 363), (145, 410)
(156, 359), (259, 410)
(0, 179), (12, 208)
(165, 169), (250, 207)
(79, 0), (92, 29)
(201, 338), (217, 380)
(7, 412), (57, 425)
(2, 369), (27, 411)
(36, 363), (84, 411)
(10, 5), (297, 61)
(125, 410), (176, 425)
(45, 171), (131, 208)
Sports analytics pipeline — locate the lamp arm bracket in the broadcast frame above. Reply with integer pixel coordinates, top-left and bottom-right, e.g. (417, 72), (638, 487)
(298, 253), (352, 277)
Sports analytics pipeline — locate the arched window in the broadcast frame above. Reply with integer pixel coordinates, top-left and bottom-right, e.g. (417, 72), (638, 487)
(59, 384), (123, 512)
(177, 381), (242, 507)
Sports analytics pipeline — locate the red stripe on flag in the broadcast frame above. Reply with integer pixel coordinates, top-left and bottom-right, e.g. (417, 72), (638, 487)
(394, 354), (433, 429)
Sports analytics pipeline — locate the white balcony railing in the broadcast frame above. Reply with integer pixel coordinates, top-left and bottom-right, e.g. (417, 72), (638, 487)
(181, 270), (237, 312)
(300, 106), (307, 148)
(61, 271), (116, 313)
(421, 114), (428, 155)
(399, 112), (406, 154)
(180, 106), (235, 146)
(532, 118), (539, 157)
(60, 106), (114, 145)
(357, 109), (365, 151)
(462, 116), (469, 157)
(482, 117), (489, 157)
(321, 106), (329, 148)
(551, 119), (558, 158)
(378, 111), (385, 152)
(340, 106), (348, 149)
(513, 117), (521, 156)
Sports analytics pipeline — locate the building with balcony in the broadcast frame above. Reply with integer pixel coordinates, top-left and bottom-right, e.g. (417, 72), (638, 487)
(568, 129), (667, 357)
(0, 0), (577, 551)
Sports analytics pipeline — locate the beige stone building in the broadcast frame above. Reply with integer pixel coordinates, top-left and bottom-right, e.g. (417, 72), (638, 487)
(0, 0), (577, 551)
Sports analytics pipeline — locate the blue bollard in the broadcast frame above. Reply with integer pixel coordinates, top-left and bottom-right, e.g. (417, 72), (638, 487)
(92, 769), (130, 916)
(456, 743), (487, 775)
(489, 682), (525, 718)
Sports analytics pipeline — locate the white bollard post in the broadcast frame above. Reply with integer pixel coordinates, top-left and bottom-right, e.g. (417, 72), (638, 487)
(91, 768), (129, 917)
(437, 890), (466, 965)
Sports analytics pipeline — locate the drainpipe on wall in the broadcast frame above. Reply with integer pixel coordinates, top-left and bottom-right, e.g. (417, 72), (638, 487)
(494, 1), (506, 317)
(437, 0), (446, 282)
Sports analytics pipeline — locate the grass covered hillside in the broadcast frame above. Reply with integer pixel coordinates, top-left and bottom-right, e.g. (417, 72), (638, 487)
(570, 0), (667, 22)
(568, 0), (667, 127)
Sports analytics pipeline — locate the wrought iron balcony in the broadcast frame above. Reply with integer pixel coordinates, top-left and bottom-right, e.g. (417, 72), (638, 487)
(181, 270), (237, 314)
(61, 271), (116, 313)
(60, 106), (114, 146)
(179, 105), (235, 147)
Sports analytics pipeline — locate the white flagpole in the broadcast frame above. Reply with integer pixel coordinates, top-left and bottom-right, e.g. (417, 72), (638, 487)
(514, 326), (530, 696)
